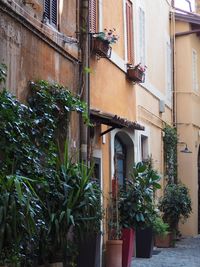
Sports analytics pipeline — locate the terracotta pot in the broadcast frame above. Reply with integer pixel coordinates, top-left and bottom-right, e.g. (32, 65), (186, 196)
(106, 239), (123, 267)
(155, 232), (175, 248)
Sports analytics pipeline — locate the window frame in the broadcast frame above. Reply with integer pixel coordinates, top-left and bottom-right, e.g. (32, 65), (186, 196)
(44, 0), (58, 28)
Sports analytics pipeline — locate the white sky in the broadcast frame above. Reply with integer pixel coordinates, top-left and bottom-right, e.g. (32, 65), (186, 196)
(175, 0), (195, 11)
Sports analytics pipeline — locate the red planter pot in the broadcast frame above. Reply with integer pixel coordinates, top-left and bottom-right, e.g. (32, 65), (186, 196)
(122, 228), (134, 267)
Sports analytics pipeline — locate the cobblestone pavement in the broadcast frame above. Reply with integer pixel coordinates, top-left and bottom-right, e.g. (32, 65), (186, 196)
(131, 235), (200, 267)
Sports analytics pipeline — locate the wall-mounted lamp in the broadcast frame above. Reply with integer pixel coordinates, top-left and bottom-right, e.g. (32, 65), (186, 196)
(179, 142), (192, 153)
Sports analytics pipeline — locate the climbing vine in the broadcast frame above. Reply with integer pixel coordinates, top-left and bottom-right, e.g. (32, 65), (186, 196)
(0, 77), (89, 179)
(163, 124), (178, 184)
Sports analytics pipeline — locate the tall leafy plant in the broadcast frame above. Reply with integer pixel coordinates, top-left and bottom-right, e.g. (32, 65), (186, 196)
(119, 160), (161, 229)
(158, 183), (192, 230)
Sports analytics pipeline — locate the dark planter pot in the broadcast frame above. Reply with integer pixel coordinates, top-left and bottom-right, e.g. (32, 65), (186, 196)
(92, 37), (112, 58)
(122, 228), (134, 267)
(136, 227), (153, 258)
(127, 68), (145, 83)
(77, 233), (101, 267)
(155, 232), (175, 248)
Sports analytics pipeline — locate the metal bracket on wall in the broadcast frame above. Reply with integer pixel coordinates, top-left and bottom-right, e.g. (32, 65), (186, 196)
(100, 126), (116, 136)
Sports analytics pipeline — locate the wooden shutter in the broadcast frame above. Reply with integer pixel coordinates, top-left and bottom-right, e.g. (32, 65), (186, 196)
(139, 8), (145, 65)
(126, 0), (134, 63)
(192, 49), (198, 91)
(44, 0), (50, 20)
(89, 0), (97, 33)
(51, 0), (57, 26)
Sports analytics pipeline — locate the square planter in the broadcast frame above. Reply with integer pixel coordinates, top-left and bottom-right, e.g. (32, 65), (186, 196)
(155, 232), (175, 248)
(122, 228), (134, 267)
(92, 37), (112, 58)
(127, 68), (145, 83)
(136, 227), (153, 258)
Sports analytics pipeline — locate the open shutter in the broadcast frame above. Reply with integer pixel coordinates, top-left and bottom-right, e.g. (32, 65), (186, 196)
(89, 0), (97, 33)
(126, 0), (134, 63)
(51, 0), (58, 26)
(44, 0), (50, 20)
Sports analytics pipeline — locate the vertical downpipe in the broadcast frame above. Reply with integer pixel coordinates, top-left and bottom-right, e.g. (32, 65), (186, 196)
(80, 0), (90, 164)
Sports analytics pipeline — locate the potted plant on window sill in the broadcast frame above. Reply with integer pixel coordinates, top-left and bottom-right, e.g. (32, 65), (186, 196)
(127, 63), (146, 83)
(92, 28), (119, 59)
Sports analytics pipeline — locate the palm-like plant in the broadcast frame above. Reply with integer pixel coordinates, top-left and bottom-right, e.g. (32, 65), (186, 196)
(0, 175), (43, 266)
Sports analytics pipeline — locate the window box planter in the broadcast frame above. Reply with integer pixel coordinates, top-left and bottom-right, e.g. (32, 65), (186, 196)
(92, 37), (112, 58)
(127, 67), (145, 83)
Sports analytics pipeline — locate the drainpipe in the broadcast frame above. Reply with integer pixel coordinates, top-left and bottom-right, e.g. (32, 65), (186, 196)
(79, 0), (90, 164)
(171, 0), (177, 126)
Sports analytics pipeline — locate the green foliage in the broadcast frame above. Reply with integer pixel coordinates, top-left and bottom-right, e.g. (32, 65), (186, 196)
(0, 81), (89, 178)
(152, 216), (169, 236)
(119, 160), (161, 229)
(0, 175), (43, 266)
(0, 77), (92, 265)
(158, 183), (192, 230)
(163, 124), (178, 183)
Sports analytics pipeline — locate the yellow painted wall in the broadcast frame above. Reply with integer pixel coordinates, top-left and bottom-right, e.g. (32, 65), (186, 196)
(90, 0), (173, 242)
(175, 20), (200, 236)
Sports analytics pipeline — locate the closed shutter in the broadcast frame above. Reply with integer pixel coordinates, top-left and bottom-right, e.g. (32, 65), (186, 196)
(126, 0), (134, 63)
(192, 49), (198, 91)
(89, 0), (97, 33)
(139, 8), (145, 65)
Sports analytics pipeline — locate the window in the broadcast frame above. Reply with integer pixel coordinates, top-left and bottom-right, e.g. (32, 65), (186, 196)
(89, 0), (98, 33)
(141, 135), (148, 162)
(192, 49), (198, 92)
(44, 0), (58, 27)
(139, 7), (145, 66)
(167, 42), (172, 100)
(126, 0), (134, 63)
(114, 137), (126, 186)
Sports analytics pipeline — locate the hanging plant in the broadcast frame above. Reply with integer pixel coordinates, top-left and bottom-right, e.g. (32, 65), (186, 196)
(163, 124), (178, 184)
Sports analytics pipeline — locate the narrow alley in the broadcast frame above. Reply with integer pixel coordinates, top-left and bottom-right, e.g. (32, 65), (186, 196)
(132, 236), (200, 267)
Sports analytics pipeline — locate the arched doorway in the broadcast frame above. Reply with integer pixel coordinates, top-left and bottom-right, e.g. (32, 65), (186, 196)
(114, 131), (134, 186)
(198, 146), (200, 233)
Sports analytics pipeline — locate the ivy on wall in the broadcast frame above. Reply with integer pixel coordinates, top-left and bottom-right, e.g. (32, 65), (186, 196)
(0, 78), (89, 179)
(163, 124), (178, 184)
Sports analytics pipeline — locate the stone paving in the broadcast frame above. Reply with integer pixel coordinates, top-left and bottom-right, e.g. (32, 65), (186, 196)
(131, 235), (200, 267)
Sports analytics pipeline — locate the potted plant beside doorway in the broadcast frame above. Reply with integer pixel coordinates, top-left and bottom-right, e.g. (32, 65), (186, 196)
(106, 178), (123, 267)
